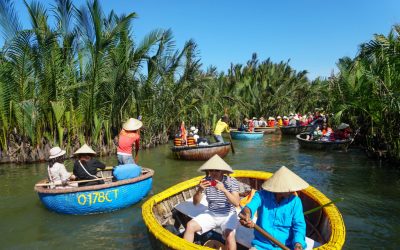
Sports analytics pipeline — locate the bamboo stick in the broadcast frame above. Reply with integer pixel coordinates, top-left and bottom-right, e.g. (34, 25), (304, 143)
(35, 176), (113, 187)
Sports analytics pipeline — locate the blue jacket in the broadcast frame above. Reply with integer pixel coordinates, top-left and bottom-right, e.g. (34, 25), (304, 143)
(245, 190), (307, 250)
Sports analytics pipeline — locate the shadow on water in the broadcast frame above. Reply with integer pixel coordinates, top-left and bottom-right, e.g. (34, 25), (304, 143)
(0, 135), (399, 249)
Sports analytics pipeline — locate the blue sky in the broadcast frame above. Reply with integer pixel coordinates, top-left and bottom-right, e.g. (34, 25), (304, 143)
(2, 0), (400, 79)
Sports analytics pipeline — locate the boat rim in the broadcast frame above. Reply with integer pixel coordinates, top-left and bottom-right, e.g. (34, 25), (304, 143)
(142, 170), (345, 250)
(35, 168), (154, 194)
(230, 131), (264, 134)
(296, 133), (352, 144)
(171, 142), (231, 151)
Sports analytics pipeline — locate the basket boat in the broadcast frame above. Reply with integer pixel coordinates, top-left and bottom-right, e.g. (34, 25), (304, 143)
(142, 170), (345, 249)
(35, 168), (154, 215)
(297, 133), (352, 151)
(230, 131), (264, 140)
(171, 143), (231, 161)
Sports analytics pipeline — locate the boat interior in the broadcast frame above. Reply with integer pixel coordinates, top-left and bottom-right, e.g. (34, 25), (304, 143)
(152, 177), (332, 249)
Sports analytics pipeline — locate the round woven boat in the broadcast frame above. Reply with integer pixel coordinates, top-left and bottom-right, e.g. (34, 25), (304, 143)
(171, 143), (231, 160)
(230, 131), (264, 140)
(35, 168), (154, 215)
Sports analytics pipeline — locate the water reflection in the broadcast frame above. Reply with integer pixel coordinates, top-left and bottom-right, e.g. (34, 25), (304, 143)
(0, 136), (399, 249)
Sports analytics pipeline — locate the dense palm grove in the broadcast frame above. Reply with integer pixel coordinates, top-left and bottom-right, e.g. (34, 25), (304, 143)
(0, 0), (399, 164)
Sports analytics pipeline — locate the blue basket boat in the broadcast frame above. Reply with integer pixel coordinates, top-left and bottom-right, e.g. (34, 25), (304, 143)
(34, 168), (154, 215)
(230, 130), (264, 140)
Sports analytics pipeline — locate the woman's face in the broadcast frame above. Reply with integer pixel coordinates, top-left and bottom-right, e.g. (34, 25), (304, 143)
(208, 170), (224, 181)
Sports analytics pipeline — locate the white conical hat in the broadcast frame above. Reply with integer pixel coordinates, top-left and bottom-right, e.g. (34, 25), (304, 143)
(198, 154), (233, 173)
(74, 144), (96, 155)
(261, 166), (309, 192)
(123, 118), (143, 131)
(49, 146), (66, 159)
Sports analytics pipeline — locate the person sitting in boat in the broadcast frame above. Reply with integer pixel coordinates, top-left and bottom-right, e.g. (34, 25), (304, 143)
(117, 118), (143, 165)
(248, 117), (255, 132)
(267, 117), (275, 127)
(183, 155), (240, 250)
(289, 115), (299, 126)
(320, 123), (334, 141)
(47, 146), (76, 189)
(239, 166), (308, 250)
(252, 117), (259, 127)
(73, 144), (106, 187)
(238, 118), (249, 132)
(189, 126), (200, 143)
(276, 116), (283, 127)
(282, 116), (289, 126)
(213, 115), (230, 143)
(258, 117), (267, 127)
(335, 123), (351, 140)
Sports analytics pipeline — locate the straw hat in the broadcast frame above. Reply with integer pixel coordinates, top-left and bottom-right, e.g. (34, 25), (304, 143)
(74, 144), (96, 155)
(49, 146), (66, 159)
(261, 166), (309, 192)
(198, 154), (233, 173)
(123, 118), (143, 131)
(338, 123), (350, 130)
(268, 117), (275, 120)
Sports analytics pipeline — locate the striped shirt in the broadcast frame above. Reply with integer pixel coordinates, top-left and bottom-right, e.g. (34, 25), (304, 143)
(203, 175), (239, 214)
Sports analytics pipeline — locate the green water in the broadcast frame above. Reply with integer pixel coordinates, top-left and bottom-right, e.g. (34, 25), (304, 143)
(1, 134), (399, 249)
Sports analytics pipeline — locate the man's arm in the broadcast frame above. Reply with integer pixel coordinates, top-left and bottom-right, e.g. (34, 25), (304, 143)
(291, 197), (307, 249)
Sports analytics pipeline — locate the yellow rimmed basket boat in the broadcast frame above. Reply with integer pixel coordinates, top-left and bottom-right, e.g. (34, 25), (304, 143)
(142, 170), (345, 250)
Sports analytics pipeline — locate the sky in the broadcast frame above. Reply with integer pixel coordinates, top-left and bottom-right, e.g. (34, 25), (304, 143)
(2, 0), (400, 80)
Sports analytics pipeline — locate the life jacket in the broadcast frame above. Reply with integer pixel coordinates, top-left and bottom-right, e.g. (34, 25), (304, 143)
(174, 137), (184, 146)
(268, 120), (275, 127)
(187, 136), (196, 147)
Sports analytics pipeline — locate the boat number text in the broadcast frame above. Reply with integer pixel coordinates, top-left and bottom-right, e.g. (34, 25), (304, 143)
(77, 189), (119, 206)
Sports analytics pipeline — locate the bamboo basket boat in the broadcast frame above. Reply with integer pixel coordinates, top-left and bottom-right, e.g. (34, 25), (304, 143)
(230, 131), (264, 140)
(280, 125), (314, 135)
(297, 133), (352, 151)
(142, 170), (345, 250)
(254, 126), (277, 134)
(171, 143), (231, 161)
(35, 168), (154, 215)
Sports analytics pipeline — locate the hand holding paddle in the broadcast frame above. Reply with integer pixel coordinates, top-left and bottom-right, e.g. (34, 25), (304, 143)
(229, 133), (235, 154)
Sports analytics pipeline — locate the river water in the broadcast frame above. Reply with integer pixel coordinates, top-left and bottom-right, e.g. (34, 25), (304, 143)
(1, 134), (399, 249)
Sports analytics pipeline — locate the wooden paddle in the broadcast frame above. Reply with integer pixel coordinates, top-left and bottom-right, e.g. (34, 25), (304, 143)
(238, 212), (289, 250)
(228, 133), (235, 154)
(35, 176), (113, 187)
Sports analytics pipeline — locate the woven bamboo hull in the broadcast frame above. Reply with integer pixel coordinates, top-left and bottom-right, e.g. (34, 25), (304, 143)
(230, 131), (264, 140)
(35, 168), (154, 215)
(280, 125), (313, 135)
(171, 143), (231, 160)
(297, 133), (352, 150)
(142, 170), (346, 250)
(254, 127), (277, 134)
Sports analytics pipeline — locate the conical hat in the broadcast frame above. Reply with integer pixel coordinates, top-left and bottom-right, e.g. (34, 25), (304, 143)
(261, 166), (309, 192)
(198, 154), (233, 173)
(123, 118), (143, 131)
(74, 144), (96, 155)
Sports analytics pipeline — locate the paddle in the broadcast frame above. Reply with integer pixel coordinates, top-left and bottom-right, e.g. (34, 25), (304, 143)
(35, 176), (113, 187)
(304, 197), (344, 215)
(228, 133), (235, 154)
(238, 212), (289, 250)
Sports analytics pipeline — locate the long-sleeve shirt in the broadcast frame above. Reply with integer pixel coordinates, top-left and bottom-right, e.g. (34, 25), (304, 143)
(47, 163), (72, 187)
(73, 159), (106, 186)
(213, 119), (230, 135)
(245, 190), (307, 250)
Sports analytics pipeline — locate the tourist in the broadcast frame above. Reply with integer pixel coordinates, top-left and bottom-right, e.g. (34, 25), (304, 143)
(213, 115), (230, 143)
(73, 144), (106, 187)
(335, 123), (352, 140)
(47, 146), (76, 189)
(117, 118), (143, 164)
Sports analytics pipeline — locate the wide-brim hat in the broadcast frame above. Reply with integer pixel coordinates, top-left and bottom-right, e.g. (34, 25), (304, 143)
(261, 166), (309, 192)
(123, 118), (143, 131)
(49, 146), (66, 159)
(283, 116), (288, 119)
(277, 116), (281, 119)
(268, 117), (275, 120)
(74, 144), (96, 155)
(198, 154), (233, 173)
(252, 117), (257, 120)
(338, 123), (350, 130)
